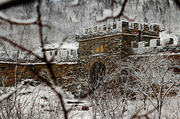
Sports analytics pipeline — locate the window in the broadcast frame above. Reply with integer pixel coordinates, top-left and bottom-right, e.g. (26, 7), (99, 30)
(50, 51), (52, 56)
(145, 41), (150, 47)
(98, 26), (102, 32)
(108, 24), (112, 31)
(149, 25), (152, 31)
(55, 51), (58, 56)
(89, 28), (92, 33)
(93, 26), (97, 32)
(100, 44), (104, 52)
(103, 25), (106, 31)
(96, 45), (99, 53)
(132, 41), (138, 48)
(170, 38), (174, 44)
(134, 23), (139, 29)
(157, 39), (160, 46)
(139, 31), (142, 41)
(94, 43), (104, 54)
(140, 24), (143, 30)
(113, 23), (116, 29)
(70, 49), (76, 56)
(85, 29), (88, 34)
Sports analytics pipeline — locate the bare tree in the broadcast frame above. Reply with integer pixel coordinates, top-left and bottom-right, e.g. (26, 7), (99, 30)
(129, 54), (179, 119)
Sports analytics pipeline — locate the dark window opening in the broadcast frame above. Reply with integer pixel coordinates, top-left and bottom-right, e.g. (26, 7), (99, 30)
(103, 25), (106, 31)
(85, 29), (88, 34)
(93, 26), (97, 32)
(138, 31), (142, 41)
(145, 41), (150, 47)
(134, 23), (139, 29)
(113, 24), (116, 29)
(170, 38), (174, 44)
(71, 49), (74, 55)
(55, 51), (58, 56)
(50, 51), (52, 56)
(121, 69), (128, 76)
(108, 25), (112, 31)
(157, 39), (160, 46)
(90, 62), (106, 90)
(132, 41), (138, 48)
(150, 25), (152, 30)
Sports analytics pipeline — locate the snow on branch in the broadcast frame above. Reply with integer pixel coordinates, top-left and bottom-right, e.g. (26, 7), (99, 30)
(97, 0), (135, 22)
(0, 12), (38, 25)
(0, 0), (36, 10)
(0, 84), (24, 103)
(130, 108), (156, 119)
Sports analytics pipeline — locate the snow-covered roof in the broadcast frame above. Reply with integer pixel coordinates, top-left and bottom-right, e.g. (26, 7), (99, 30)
(31, 42), (78, 60)
(0, 61), (77, 65)
(33, 42), (78, 54)
(44, 42), (78, 50)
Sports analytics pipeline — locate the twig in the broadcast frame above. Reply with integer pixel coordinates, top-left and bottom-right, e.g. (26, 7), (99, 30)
(0, 36), (43, 60)
(97, 0), (134, 22)
(132, 108), (156, 119)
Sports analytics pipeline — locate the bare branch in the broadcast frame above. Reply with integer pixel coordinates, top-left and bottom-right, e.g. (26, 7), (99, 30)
(0, 12), (51, 28)
(162, 82), (175, 101)
(0, 84), (24, 103)
(0, 0), (37, 10)
(36, 0), (68, 118)
(0, 36), (43, 60)
(0, 12), (37, 25)
(97, 0), (135, 22)
(131, 108), (156, 119)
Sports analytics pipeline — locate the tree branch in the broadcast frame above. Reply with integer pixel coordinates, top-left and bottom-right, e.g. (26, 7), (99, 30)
(0, 36), (43, 60)
(0, 84), (24, 103)
(0, 0), (37, 10)
(0, 12), (37, 25)
(97, 0), (135, 22)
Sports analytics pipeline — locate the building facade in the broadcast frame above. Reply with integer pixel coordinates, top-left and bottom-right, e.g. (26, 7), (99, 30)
(77, 20), (179, 88)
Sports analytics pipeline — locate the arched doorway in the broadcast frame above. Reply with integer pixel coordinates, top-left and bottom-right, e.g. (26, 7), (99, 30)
(89, 62), (106, 90)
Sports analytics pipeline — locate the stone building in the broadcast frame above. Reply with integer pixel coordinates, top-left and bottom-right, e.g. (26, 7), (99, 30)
(76, 21), (161, 87)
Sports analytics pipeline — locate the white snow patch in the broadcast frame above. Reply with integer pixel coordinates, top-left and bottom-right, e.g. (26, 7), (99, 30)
(96, 7), (121, 21)
(71, 0), (79, 6)
(160, 31), (180, 46)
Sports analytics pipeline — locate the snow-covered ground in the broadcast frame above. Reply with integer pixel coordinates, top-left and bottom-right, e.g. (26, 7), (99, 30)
(0, 84), (91, 119)
(1, 84), (180, 119)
